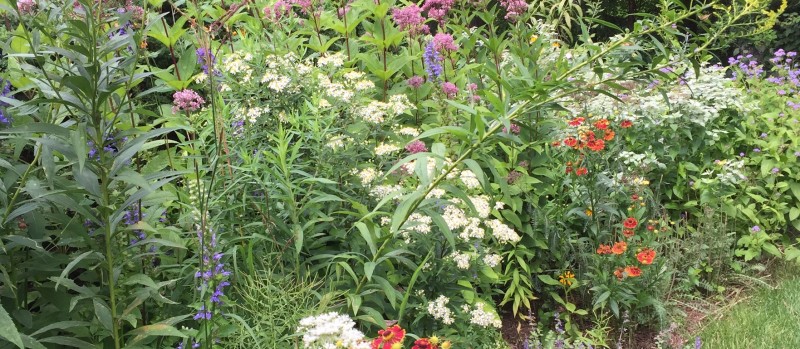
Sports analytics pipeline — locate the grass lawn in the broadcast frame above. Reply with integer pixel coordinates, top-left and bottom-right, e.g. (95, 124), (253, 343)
(699, 265), (800, 348)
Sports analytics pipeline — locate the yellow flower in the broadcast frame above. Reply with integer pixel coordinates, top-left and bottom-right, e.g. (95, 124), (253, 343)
(430, 336), (440, 345)
(391, 343), (403, 349)
(552, 41), (561, 48)
(529, 34), (539, 44)
(559, 271), (575, 286)
(585, 209), (593, 217)
(442, 341), (452, 349)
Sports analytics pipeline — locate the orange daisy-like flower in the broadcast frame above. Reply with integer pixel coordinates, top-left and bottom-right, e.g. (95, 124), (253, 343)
(563, 137), (578, 148)
(597, 244), (613, 255)
(568, 117), (585, 127)
(624, 266), (642, 277)
(372, 325), (406, 349)
(622, 229), (635, 238)
(603, 130), (615, 141)
(580, 130), (596, 142)
(636, 248), (656, 265)
(614, 267), (624, 280)
(586, 139), (605, 152)
(594, 119), (610, 130)
(623, 217), (638, 229)
(620, 120), (633, 128)
(611, 241), (627, 255)
(551, 140), (562, 147)
(575, 167), (588, 176)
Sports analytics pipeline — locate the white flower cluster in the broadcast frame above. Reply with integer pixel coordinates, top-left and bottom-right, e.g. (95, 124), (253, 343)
(296, 312), (371, 349)
(483, 254), (502, 268)
(375, 143), (400, 156)
(465, 302), (503, 329)
(369, 184), (403, 199)
(237, 106), (269, 124)
(460, 170), (481, 189)
(469, 195), (491, 218)
(405, 213), (433, 234)
(451, 251), (471, 269)
(224, 52), (254, 82)
(459, 217), (485, 240)
(427, 295), (455, 325)
(353, 167), (380, 186)
(708, 159), (747, 185)
(618, 150), (665, 171)
(355, 95), (413, 124)
(486, 219), (521, 244)
(317, 52), (345, 68)
(443, 202), (469, 231)
(318, 73), (355, 103)
(259, 53), (311, 94)
(396, 127), (420, 137)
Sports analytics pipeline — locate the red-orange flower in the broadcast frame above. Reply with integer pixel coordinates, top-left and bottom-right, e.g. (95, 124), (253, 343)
(372, 325), (405, 349)
(631, 194), (639, 201)
(620, 120), (633, 128)
(412, 338), (438, 349)
(624, 266), (642, 277)
(623, 229), (635, 238)
(614, 267), (624, 280)
(636, 248), (656, 265)
(597, 244), (612, 255)
(551, 140), (562, 147)
(594, 119), (610, 130)
(623, 217), (638, 229)
(565, 166), (573, 174)
(563, 137), (578, 148)
(580, 130), (596, 142)
(586, 139), (605, 152)
(575, 167), (588, 176)
(603, 130), (615, 141)
(647, 225), (656, 231)
(568, 117), (585, 127)
(611, 241), (627, 255)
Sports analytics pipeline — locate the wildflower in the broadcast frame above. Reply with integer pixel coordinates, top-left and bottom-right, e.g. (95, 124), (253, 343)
(408, 76), (424, 89)
(585, 209), (593, 216)
(620, 120), (633, 128)
(753, 148), (761, 153)
(751, 225), (761, 233)
(586, 139), (605, 151)
(695, 336), (702, 349)
(441, 82), (458, 98)
(17, 0), (36, 14)
(603, 130), (615, 141)
(614, 267), (624, 280)
(468, 302), (503, 328)
(563, 137), (578, 148)
(623, 217), (638, 229)
(460, 170), (480, 189)
(568, 117), (585, 127)
(421, 0), (454, 25)
(611, 241), (627, 255)
(487, 219), (521, 244)
(0, 80), (14, 126)
(172, 89), (205, 113)
(636, 248), (656, 265)
(441, 341), (451, 349)
(297, 312), (370, 349)
(623, 266), (642, 277)
(771, 167), (780, 174)
(529, 34), (539, 44)
(451, 251), (471, 269)
(263, 0), (291, 21)
(597, 244), (612, 254)
(412, 338), (436, 349)
(432, 33), (458, 53)
(499, 0), (528, 21)
(483, 254), (503, 267)
(405, 140), (428, 154)
(559, 271), (575, 286)
(392, 4), (428, 36)
(195, 47), (216, 75)
(423, 41), (443, 80)
(594, 119), (610, 130)
(427, 296), (455, 324)
(623, 229), (635, 238)
(575, 167), (588, 176)
(372, 325), (405, 349)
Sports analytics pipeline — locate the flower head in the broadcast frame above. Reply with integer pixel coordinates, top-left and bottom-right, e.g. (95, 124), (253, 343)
(372, 325), (405, 349)
(17, 0), (36, 14)
(624, 266), (642, 277)
(392, 4), (428, 36)
(623, 217), (638, 229)
(611, 241), (627, 255)
(636, 248), (656, 265)
(441, 82), (458, 99)
(408, 76), (424, 89)
(405, 140), (428, 154)
(172, 89), (205, 113)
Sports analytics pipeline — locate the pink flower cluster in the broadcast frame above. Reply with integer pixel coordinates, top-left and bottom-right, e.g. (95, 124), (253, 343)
(405, 140), (428, 154)
(264, 0), (291, 21)
(408, 76), (424, 89)
(392, 4), (429, 36)
(432, 33), (458, 53)
(441, 82), (458, 99)
(172, 89), (205, 113)
(503, 123), (521, 134)
(421, 0), (454, 25)
(499, 0), (528, 21)
(17, 0), (36, 14)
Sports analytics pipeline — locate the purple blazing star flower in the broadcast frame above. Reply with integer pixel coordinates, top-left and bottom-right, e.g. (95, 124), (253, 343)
(423, 41), (443, 80)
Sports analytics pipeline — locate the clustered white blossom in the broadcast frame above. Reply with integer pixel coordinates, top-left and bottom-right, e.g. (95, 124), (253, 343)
(317, 52), (345, 68)
(375, 143), (401, 156)
(355, 96), (414, 124)
(224, 52), (254, 82)
(427, 295), (455, 325)
(459, 218), (485, 240)
(369, 184), (403, 199)
(460, 170), (481, 189)
(296, 312), (371, 349)
(486, 219), (521, 244)
(483, 254), (503, 267)
(469, 195), (491, 218)
(326, 135), (352, 150)
(353, 167), (380, 186)
(704, 159), (747, 185)
(451, 251), (471, 269)
(465, 302), (503, 328)
(618, 150), (666, 171)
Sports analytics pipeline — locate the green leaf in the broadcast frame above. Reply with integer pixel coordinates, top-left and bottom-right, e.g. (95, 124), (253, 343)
(0, 303), (23, 348)
(538, 274), (561, 286)
(363, 262), (376, 281)
(127, 323), (187, 344)
(93, 299), (113, 331)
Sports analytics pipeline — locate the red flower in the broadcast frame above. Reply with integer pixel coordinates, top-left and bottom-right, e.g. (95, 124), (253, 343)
(631, 194), (639, 201)
(597, 244), (612, 255)
(565, 166), (573, 174)
(568, 117), (585, 127)
(372, 325), (406, 349)
(603, 130), (615, 141)
(620, 120), (633, 128)
(563, 137), (578, 148)
(412, 338), (438, 349)
(647, 224), (656, 231)
(624, 266), (642, 277)
(623, 217), (638, 229)
(580, 130), (596, 141)
(622, 229), (635, 238)
(575, 167), (588, 176)
(636, 248), (656, 265)
(594, 119), (610, 130)
(586, 139), (605, 152)
(551, 140), (562, 147)
(614, 267), (624, 280)
(611, 241), (627, 255)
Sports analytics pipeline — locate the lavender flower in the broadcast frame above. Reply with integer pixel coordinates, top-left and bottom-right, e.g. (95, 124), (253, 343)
(194, 227), (230, 321)
(751, 225), (761, 233)
(771, 167), (780, 174)
(17, 0), (36, 14)
(499, 0), (528, 21)
(553, 311), (564, 334)
(195, 47), (216, 75)
(695, 336), (702, 349)
(421, 0), (454, 25)
(0, 80), (12, 126)
(753, 148), (761, 153)
(441, 82), (458, 98)
(423, 41), (443, 80)
(407, 76), (424, 89)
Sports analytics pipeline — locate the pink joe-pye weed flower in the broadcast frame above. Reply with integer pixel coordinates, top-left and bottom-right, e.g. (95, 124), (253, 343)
(499, 0), (528, 21)
(408, 76), (425, 89)
(441, 82), (458, 99)
(392, 4), (429, 36)
(405, 140), (428, 154)
(172, 89), (205, 113)
(17, 0), (36, 14)
(421, 0), (454, 25)
(432, 33), (458, 53)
